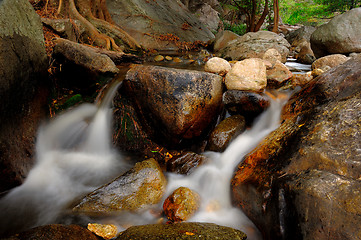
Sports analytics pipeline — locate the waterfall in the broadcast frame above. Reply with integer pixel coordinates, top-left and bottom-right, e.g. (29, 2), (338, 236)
(162, 95), (288, 240)
(0, 81), (130, 236)
(0, 75), (288, 239)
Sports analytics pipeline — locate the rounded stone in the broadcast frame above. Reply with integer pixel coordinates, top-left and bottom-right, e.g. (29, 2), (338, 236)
(204, 57), (231, 74)
(163, 187), (201, 222)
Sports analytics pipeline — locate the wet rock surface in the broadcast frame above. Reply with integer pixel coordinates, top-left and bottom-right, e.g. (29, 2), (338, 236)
(166, 151), (207, 175)
(6, 224), (100, 240)
(207, 115), (246, 152)
(218, 31), (290, 63)
(124, 64), (223, 146)
(163, 187), (201, 222)
(117, 222), (247, 239)
(223, 90), (270, 123)
(72, 158), (167, 215)
(87, 223), (117, 240)
(231, 55), (361, 239)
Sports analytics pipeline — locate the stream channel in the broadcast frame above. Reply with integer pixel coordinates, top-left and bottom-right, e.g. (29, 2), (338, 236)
(0, 57), (310, 239)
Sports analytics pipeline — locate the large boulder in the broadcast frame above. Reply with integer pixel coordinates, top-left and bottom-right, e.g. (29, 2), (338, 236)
(310, 8), (361, 58)
(123, 64), (223, 147)
(107, 0), (215, 51)
(218, 31), (290, 63)
(0, 0), (48, 192)
(231, 55), (361, 239)
(194, 3), (221, 32)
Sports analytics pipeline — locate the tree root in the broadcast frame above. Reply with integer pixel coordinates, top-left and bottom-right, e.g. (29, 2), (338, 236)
(56, 0), (142, 52)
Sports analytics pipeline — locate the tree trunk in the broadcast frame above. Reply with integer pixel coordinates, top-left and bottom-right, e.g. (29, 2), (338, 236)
(254, 0), (269, 32)
(272, 0), (279, 33)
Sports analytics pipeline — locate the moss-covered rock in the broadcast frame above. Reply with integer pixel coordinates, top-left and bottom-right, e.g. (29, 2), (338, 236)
(117, 222), (247, 239)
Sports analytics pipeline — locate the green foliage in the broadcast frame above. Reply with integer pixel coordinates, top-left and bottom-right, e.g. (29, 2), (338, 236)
(314, 0), (361, 12)
(280, 0), (332, 26)
(223, 22), (247, 35)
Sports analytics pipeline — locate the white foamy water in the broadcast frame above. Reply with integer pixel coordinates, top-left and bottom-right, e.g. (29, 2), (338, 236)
(162, 95), (288, 240)
(0, 82), (130, 236)
(0, 79), (288, 239)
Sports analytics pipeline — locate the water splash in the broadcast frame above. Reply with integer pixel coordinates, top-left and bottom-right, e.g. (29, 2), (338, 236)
(162, 94), (288, 240)
(0, 81), (129, 236)
(0, 80), (289, 239)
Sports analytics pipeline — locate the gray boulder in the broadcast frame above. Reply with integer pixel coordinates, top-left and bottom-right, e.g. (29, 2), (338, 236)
(311, 8), (361, 58)
(107, 0), (215, 51)
(0, 0), (48, 192)
(218, 31), (290, 63)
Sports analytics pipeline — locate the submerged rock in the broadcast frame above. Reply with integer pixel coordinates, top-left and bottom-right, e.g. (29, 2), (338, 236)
(163, 187), (201, 222)
(117, 222), (247, 239)
(124, 64), (223, 146)
(231, 55), (361, 239)
(207, 115), (246, 152)
(225, 58), (267, 92)
(218, 31), (290, 63)
(72, 158), (167, 215)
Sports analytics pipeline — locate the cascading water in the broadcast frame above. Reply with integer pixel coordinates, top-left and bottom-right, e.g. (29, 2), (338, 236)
(0, 75), (289, 239)
(163, 94), (288, 240)
(0, 81), (130, 236)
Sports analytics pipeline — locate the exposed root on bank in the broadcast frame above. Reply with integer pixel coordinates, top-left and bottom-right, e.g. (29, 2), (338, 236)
(43, 0), (143, 52)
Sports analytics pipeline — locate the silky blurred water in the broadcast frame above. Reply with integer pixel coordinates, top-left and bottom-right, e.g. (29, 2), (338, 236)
(0, 75), (288, 239)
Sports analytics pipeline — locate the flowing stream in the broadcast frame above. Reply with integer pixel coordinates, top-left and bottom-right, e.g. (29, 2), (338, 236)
(0, 76), (289, 239)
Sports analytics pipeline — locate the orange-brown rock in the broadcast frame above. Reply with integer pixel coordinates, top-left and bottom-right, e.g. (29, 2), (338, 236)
(163, 187), (200, 222)
(207, 115), (246, 152)
(87, 223), (117, 239)
(232, 55), (361, 240)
